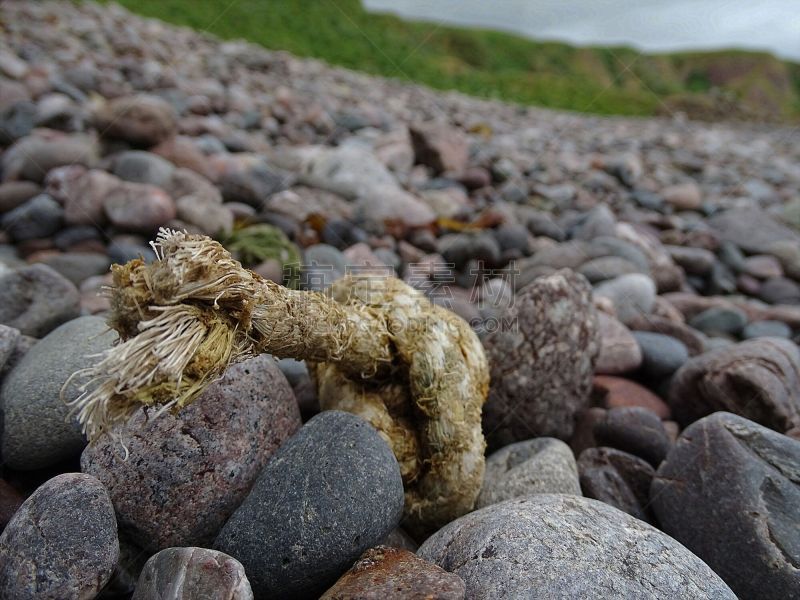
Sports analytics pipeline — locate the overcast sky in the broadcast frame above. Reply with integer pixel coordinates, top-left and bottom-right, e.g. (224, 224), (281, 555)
(363, 0), (800, 61)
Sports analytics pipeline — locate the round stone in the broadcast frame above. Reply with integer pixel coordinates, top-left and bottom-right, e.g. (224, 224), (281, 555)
(632, 331), (689, 379)
(418, 494), (735, 599)
(214, 411), (404, 599)
(476, 438), (581, 508)
(81, 355), (301, 552)
(652, 412), (800, 599)
(1, 316), (116, 470)
(0, 473), (118, 599)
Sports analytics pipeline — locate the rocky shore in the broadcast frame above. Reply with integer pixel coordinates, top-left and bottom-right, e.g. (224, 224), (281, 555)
(0, 1), (799, 598)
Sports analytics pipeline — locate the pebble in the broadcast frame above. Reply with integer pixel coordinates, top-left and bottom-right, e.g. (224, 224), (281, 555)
(1, 316), (116, 470)
(758, 276), (800, 304)
(132, 547), (253, 600)
(320, 547), (466, 600)
(669, 337), (800, 432)
(0, 264), (80, 337)
(0, 181), (40, 213)
(111, 150), (176, 187)
(593, 406), (671, 466)
(94, 94), (177, 146)
(2, 193), (63, 242)
(214, 411), (404, 599)
(710, 208), (800, 255)
(0, 473), (118, 599)
(665, 244), (715, 275)
(594, 273), (656, 325)
(742, 319), (792, 339)
(476, 438), (581, 508)
(37, 252), (111, 286)
(632, 331), (689, 379)
(652, 412), (800, 599)
(578, 447), (655, 522)
(688, 306), (748, 336)
(104, 181), (176, 232)
(595, 313), (642, 375)
(578, 255), (640, 283)
(45, 166), (119, 226)
(409, 122), (468, 174)
(661, 182), (702, 211)
(82, 355), (301, 551)
(0, 324), (21, 374)
(592, 375), (671, 418)
(1, 133), (96, 183)
(418, 494), (735, 599)
(482, 270), (599, 445)
(742, 254), (784, 279)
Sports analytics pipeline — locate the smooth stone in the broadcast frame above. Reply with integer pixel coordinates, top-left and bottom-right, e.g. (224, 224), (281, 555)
(45, 165), (119, 226)
(219, 162), (293, 208)
(214, 411), (404, 599)
(594, 273), (656, 325)
(438, 233), (501, 269)
(38, 252), (111, 286)
(662, 182), (702, 211)
(104, 181), (176, 233)
(301, 244), (347, 291)
(652, 412), (800, 599)
(593, 406), (671, 466)
(571, 204), (616, 241)
(82, 355), (300, 552)
(709, 208), (800, 255)
(759, 277), (800, 304)
(665, 245), (716, 275)
(476, 438), (581, 508)
(1, 194), (63, 241)
(592, 375), (671, 419)
(1, 316), (115, 469)
(669, 337), (800, 431)
(632, 331), (689, 379)
(0, 101), (35, 145)
(355, 184), (435, 232)
(94, 94), (177, 146)
(578, 447), (655, 523)
(742, 255), (784, 279)
(418, 494), (735, 599)
(0, 181), (40, 213)
(320, 547), (465, 600)
(482, 270), (599, 445)
(0, 264), (79, 337)
(769, 240), (800, 281)
(627, 314), (707, 356)
(132, 547), (253, 600)
(742, 320), (793, 339)
(688, 306), (748, 336)
(175, 195), (233, 236)
(587, 236), (650, 272)
(578, 256), (640, 283)
(0, 473), (118, 599)
(1, 134), (96, 183)
(112, 150), (175, 187)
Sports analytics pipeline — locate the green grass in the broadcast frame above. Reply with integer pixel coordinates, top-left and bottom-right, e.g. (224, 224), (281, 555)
(101, 0), (800, 121)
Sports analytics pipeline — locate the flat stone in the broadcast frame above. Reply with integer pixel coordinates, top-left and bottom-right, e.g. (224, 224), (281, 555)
(418, 494), (735, 599)
(132, 547), (253, 600)
(0, 264), (79, 337)
(709, 208), (800, 255)
(1, 133), (96, 183)
(595, 312), (642, 375)
(482, 270), (599, 445)
(688, 306), (748, 336)
(1, 316), (116, 469)
(38, 252), (111, 286)
(0, 473), (118, 599)
(94, 94), (177, 146)
(578, 447), (655, 523)
(593, 406), (671, 466)
(742, 320), (793, 339)
(594, 273), (656, 325)
(652, 412), (800, 600)
(632, 331), (689, 379)
(104, 181), (176, 233)
(214, 411), (404, 599)
(593, 375), (671, 419)
(668, 337), (800, 432)
(321, 546), (465, 600)
(82, 355), (301, 552)
(476, 438), (581, 508)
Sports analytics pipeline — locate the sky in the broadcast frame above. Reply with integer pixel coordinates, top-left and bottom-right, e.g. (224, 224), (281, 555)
(363, 0), (800, 61)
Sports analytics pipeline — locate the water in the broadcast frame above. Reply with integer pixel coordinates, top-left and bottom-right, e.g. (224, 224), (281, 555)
(363, 0), (800, 61)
